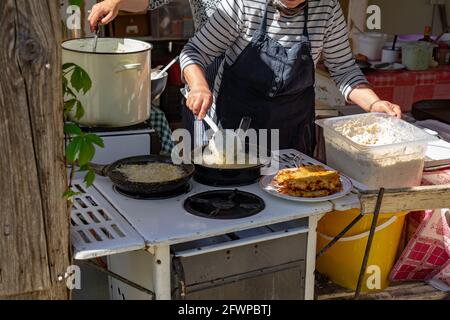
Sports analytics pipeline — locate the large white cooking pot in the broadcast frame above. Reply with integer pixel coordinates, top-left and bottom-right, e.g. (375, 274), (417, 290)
(62, 38), (152, 127)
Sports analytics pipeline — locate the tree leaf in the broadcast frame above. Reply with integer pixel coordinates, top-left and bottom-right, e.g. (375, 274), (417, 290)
(62, 76), (68, 92)
(64, 85), (77, 99)
(62, 62), (76, 72)
(75, 101), (85, 120)
(85, 133), (104, 148)
(78, 164), (90, 172)
(64, 123), (82, 136)
(70, 68), (83, 92)
(66, 136), (83, 163)
(63, 190), (80, 200)
(69, 0), (84, 7)
(78, 139), (95, 166)
(84, 169), (96, 187)
(70, 66), (92, 94)
(64, 99), (77, 114)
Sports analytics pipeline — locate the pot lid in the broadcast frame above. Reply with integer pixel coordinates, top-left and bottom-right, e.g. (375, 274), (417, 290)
(62, 38), (152, 55)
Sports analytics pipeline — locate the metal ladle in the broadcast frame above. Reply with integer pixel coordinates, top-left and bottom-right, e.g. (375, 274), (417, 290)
(92, 24), (100, 52)
(154, 56), (179, 79)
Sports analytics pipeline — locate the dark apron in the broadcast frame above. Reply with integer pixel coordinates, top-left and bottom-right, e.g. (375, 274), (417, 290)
(216, 2), (316, 156)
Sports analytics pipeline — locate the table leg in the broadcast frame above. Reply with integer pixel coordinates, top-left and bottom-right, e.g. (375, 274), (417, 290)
(354, 188), (385, 299)
(149, 245), (171, 300)
(305, 214), (323, 300)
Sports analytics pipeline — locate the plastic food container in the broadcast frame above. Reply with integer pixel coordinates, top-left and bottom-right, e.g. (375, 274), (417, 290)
(357, 32), (388, 61)
(402, 42), (436, 71)
(316, 113), (437, 188)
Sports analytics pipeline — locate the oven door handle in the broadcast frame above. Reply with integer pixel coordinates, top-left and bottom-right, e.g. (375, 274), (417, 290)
(173, 226), (309, 258)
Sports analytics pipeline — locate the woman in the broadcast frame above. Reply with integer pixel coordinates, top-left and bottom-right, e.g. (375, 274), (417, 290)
(180, 0), (402, 156)
(88, 0), (223, 147)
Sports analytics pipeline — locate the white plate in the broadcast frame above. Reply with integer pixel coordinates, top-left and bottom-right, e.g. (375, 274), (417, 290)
(259, 173), (353, 203)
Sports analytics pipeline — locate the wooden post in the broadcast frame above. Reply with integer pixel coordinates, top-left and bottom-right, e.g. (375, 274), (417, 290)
(0, 1), (70, 299)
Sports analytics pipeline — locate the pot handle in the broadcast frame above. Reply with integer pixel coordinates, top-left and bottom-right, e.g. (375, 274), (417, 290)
(90, 162), (109, 177)
(115, 63), (142, 73)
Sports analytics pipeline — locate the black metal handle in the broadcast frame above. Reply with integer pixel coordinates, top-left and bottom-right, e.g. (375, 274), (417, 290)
(89, 162), (109, 177)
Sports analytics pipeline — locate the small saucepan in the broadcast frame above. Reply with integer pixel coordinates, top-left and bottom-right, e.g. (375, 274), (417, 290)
(91, 155), (195, 195)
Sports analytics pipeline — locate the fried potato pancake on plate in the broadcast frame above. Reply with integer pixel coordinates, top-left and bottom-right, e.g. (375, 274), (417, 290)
(273, 165), (342, 198)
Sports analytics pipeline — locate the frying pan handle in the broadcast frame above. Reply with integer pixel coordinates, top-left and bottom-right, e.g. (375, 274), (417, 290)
(90, 162), (109, 177)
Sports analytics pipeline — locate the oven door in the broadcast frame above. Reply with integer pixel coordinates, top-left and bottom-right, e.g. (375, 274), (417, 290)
(171, 219), (308, 300)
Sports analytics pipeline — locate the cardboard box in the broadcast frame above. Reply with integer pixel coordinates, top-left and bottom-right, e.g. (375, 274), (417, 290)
(114, 11), (150, 37)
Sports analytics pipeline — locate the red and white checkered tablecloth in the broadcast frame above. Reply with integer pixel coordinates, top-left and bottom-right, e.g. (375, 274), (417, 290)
(366, 66), (450, 112)
(389, 168), (450, 289)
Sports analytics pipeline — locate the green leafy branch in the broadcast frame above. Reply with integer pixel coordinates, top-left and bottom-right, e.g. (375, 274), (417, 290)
(63, 63), (104, 199)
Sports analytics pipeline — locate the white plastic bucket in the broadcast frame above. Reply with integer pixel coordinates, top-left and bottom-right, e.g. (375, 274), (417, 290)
(357, 32), (388, 61)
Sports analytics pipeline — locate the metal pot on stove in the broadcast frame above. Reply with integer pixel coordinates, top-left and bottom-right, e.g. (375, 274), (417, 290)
(62, 38), (152, 127)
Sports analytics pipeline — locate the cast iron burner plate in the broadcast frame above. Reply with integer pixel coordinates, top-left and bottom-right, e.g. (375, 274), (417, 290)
(184, 189), (265, 220)
(114, 183), (192, 200)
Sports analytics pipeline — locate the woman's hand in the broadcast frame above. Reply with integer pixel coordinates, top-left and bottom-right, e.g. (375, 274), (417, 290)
(88, 0), (149, 32)
(88, 0), (122, 32)
(185, 85), (213, 119)
(348, 85), (402, 118)
(369, 100), (402, 118)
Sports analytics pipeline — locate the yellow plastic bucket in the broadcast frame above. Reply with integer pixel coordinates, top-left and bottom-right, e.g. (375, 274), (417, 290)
(316, 209), (407, 292)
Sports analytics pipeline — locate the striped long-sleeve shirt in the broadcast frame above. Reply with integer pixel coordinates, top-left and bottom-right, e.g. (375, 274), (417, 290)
(180, 0), (368, 101)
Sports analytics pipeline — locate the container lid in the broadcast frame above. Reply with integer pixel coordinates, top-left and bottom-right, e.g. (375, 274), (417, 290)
(316, 113), (438, 151)
(62, 38), (152, 55)
(357, 32), (388, 40)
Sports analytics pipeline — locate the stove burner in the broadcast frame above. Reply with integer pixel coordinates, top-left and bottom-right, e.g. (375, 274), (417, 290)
(114, 183), (192, 200)
(184, 189), (265, 220)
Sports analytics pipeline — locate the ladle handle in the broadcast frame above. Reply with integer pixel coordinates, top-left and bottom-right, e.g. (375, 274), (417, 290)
(203, 114), (219, 133)
(157, 56), (179, 78)
(180, 87), (219, 133)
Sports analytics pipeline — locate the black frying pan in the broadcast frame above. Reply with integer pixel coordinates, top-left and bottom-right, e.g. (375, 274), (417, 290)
(191, 144), (272, 187)
(91, 155), (195, 195)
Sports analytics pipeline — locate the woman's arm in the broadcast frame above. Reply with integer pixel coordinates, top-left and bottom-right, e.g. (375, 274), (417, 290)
(88, 0), (149, 32)
(180, 0), (245, 119)
(184, 65), (213, 119)
(348, 85), (401, 118)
